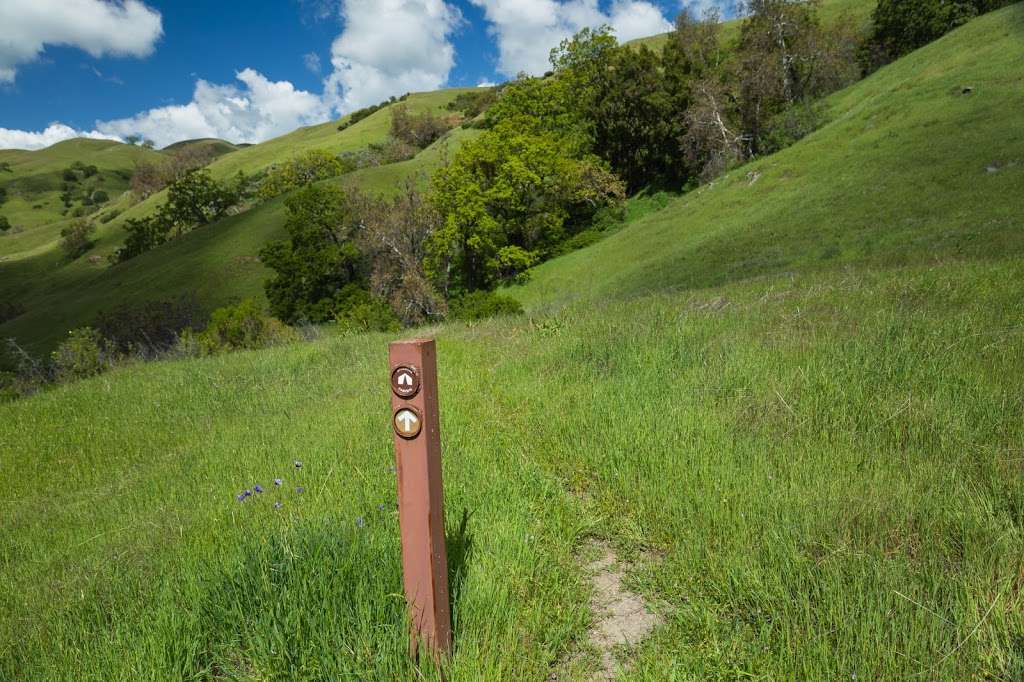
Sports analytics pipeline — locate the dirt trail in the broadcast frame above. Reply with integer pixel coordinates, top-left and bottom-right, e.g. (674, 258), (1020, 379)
(584, 541), (661, 681)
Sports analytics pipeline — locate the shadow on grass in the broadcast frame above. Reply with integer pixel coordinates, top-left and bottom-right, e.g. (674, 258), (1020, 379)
(447, 507), (474, 649)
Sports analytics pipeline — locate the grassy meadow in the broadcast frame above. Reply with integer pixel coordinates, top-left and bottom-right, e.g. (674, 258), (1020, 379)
(2, 3), (1024, 680)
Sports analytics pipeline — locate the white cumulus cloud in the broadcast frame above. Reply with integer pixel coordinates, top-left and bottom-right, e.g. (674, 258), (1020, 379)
(470, 0), (672, 77)
(323, 0), (462, 112)
(95, 69), (329, 148)
(0, 123), (120, 150)
(0, 0), (162, 84)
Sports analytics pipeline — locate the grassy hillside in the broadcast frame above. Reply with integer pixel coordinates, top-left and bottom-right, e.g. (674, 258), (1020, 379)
(0, 89), (478, 355)
(2, 5), (1022, 680)
(0, 138), (161, 234)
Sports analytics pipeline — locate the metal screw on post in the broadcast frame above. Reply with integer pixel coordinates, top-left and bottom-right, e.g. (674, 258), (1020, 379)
(389, 338), (452, 660)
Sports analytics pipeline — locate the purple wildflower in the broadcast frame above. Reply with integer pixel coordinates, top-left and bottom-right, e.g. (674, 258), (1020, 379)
(244, 489), (252, 497)
(296, 486), (305, 494)
(254, 485), (263, 494)
(356, 517), (365, 528)
(377, 503), (386, 512)
(236, 493), (247, 502)
(274, 478), (283, 487)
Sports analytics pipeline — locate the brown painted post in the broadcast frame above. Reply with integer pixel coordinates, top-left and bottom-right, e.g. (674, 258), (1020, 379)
(388, 338), (452, 659)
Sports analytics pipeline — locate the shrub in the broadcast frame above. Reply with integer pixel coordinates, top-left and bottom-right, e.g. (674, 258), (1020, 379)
(334, 288), (401, 334)
(258, 150), (349, 199)
(390, 105), (453, 148)
(0, 216), (10, 232)
(62, 169), (78, 182)
(113, 215), (172, 263)
(91, 190), (109, 204)
(446, 88), (499, 122)
(51, 328), (113, 382)
(95, 294), (207, 356)
(190, 300), (298, 355)
(448, 291), (524, 321)
(59, 219), (96, 260)
(0, 186), (7, 206)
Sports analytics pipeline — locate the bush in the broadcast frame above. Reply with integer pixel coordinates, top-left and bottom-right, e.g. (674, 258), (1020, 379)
(113, 215), (171, 262)
(390, 105), (453, 148)
(51, 328), (114, 382)
(448, 291), (524, 321)
(91, 190), (109, 204)
(334, 288), (401, 334)
(0, 215), (11, 232)
(257, 150), (349, 199)
(62, 169), (78, 182)
(95, 294), (207, 356)
(59, 219), (96, 260)
(188, 300), (298, 355)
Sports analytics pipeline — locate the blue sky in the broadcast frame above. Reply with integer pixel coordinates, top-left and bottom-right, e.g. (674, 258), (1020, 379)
(0, 0), (737, 150)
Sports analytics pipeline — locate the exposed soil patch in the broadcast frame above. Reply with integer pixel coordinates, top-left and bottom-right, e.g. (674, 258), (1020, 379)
(584, 541), (662, 681)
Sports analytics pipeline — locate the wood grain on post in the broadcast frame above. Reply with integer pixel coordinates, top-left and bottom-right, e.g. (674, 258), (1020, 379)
(389, 338), (452, 659)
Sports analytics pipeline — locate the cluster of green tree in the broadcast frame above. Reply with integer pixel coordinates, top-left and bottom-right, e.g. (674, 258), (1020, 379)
(58, 162), (110, 216)
(0, 215), (10, 233)
(129, 144), (218, 198)
(0, 186), (7, 207)
(859, 0), (1015, 69)
(336, 93), (411, 132)
(114, 169), (250, 262)
(258, 150), (351, 199)
(124, 134), (156, 149)
(446, 88), (500, 126)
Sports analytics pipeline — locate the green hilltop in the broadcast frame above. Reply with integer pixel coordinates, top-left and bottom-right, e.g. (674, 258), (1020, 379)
(2, 3), (1023, 679)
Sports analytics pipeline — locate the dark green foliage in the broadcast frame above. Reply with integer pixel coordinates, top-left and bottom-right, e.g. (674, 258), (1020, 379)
(863, 0), (1012, 67)
(59, 219), (96, 260)
(50, 328), (113, 382)
(187, 299), (297, 355)
(62, 169), (78, 182)
(0, 186), (7, 206)
(91, 190), (109, 204)
(260, 185), (367, 324)
(589, 44), (684, 191)
(95, 294), (207, 355)
(113, 215), (172, 262)
(448, 291), (524, 321)
(0, 162), (11, 172)
(0, 215), (10, 232)
(162, 169), (237, 233)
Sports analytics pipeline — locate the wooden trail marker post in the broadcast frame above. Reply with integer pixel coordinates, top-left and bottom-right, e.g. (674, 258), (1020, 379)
(389, 339), (452, 659)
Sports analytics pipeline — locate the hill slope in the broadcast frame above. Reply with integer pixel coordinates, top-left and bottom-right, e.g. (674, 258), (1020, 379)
(0, 89), (476, 355)
(3, 6), (1024, 679)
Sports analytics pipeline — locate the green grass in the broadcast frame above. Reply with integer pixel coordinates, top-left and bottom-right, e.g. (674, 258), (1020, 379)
(3, 6), (1024, 679)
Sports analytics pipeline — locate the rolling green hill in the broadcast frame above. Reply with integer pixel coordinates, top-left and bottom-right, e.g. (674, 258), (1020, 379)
(0, 88), (477, 355)
(2, 5), (1022, 680)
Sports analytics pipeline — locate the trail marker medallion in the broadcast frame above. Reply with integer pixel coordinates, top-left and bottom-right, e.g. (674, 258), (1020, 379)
(393, 407), (423, 439)
(391, 365), (420, 398)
